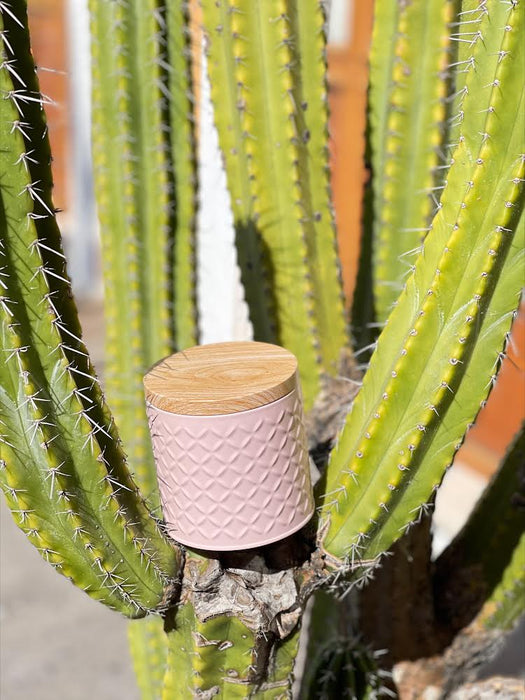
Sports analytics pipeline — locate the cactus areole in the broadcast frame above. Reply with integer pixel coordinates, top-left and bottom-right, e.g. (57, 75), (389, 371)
(143, 342), (315, 550)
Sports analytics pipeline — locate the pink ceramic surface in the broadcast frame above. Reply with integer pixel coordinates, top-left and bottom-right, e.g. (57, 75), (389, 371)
(146, 388), (314, 550)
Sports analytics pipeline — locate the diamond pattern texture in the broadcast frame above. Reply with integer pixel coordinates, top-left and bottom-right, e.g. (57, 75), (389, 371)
(146, 389), (314, 550)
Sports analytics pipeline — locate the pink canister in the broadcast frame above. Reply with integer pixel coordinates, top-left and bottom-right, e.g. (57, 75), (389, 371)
(143, 341), (314, 551)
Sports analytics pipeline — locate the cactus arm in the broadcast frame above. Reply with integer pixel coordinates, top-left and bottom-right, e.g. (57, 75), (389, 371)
(89, 0), (158, 496)
(317, 0), (525, 564)
(287, 0), (348, 374)
(128, 616), (168, 700)
(202, 0), (328, 409)
(128, 0), (173, 367)
(482, 532), (525, 631)
(0, 0), (179, 615)
(165, 0), (199, 349)
(91, 0), (171, 368)
(230, 0), (322, 407)
(202, 0), (278, 345)
(370, 0), (455, 322)
(203, 1), (348, 404)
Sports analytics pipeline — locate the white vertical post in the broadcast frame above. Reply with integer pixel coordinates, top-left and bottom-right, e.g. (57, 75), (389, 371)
(65, 0), (99, 298)
(196, 52), (252, 344)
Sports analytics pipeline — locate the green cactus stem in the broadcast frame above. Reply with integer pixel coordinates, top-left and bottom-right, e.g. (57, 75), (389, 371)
(89, 0), (199, 498)
(129, 616), (169, 700)
(318, 0), (524, 566)
(163, 604), (297, 699)
(89, 0), (165, 496)
(165, 0), (199, 351)
(202, 0), (347, 410)
(0, 0), (180, 615)
(286, 1), (347, 374)
(369, 0), (455, 322)
(89, 0), (198, 679)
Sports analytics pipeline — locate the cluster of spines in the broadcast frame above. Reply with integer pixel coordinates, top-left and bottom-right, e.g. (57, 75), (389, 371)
(317, 0), (524, 564)
(369, 0), (455, 323)
(202, 0), (347, 410)
(0, 0), (179, 616)
(446, 1), (488, 154)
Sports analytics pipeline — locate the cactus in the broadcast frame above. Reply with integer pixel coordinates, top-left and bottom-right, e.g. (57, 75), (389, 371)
(1, 0), (524, 698)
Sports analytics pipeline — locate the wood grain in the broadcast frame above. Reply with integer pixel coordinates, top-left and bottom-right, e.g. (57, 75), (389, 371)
(143, 341), (298, 415)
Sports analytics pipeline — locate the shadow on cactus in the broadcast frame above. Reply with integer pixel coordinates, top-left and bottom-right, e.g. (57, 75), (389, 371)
(1, 0), (524, 698)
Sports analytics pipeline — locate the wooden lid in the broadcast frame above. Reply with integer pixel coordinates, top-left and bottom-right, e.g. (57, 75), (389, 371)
(143, 341), (298, 416)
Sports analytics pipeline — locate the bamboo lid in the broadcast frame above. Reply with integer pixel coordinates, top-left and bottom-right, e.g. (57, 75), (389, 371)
(143, 341), (298, 416)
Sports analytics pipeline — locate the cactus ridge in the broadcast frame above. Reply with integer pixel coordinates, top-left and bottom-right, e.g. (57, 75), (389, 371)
(447, 0), (488, 152)
(370, 0), (455, 323)
(318, 0), (525, 563)
(0, 0), (179, 615)
(129, 616), (169, 699)
(165, 0), (199, 351)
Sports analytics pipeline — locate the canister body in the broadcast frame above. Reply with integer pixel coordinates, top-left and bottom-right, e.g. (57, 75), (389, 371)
(146, 387), (313, 550)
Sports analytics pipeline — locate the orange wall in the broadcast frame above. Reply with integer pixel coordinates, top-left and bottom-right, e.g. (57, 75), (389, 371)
(28, 0), (70, 214)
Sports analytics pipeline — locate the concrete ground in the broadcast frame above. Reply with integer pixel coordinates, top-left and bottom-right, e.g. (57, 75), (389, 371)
(0, 300), (138, 700)
(0, 300), (522, 698)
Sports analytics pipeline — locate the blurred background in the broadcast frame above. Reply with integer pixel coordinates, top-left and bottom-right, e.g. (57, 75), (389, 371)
(0, 0), (523, 697)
